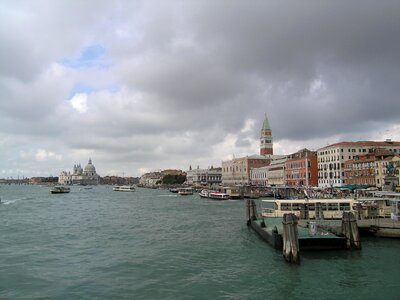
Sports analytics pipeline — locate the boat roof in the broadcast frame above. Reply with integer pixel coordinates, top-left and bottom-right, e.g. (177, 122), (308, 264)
(262, 198), (354, 203)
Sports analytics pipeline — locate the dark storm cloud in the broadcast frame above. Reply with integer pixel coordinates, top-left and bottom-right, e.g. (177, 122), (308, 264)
(113, 0), (400, 143)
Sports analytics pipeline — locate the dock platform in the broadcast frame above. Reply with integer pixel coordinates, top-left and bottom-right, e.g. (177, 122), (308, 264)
(303, 218), (400, 238)
(250, 217), (347, 251)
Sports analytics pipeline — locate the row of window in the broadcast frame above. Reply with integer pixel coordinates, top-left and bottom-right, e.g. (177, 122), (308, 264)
(318, 179), (343, 185)
(287, 161), (311, 169)
(222, 166), (247, 173)
(279, 202), (351, 211)
(261, 139), (272, 144)
(319, 148), (399, 157)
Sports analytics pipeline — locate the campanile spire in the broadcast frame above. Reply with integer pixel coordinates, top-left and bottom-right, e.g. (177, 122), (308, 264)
(260, 113), (273, 155)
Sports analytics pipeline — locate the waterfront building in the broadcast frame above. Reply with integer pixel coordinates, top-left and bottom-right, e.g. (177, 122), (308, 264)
(58, 158), (100, 185)
(265, 157), (287, 186)
(186, 166), (222, 187)
(286, 149), (318, 187)
(260, 113), (273, 155)
(317, 140), (400, 188)
(250, 166), (269, 186)
(250, 156), (288, 186)
(343, 153), (377, 187)
(222, 155), (276, 186)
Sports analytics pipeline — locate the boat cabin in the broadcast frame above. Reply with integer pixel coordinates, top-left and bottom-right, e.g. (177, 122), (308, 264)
(223, 187), (242, 199)
(356, 192), (400, 219)
(262, 198), (354, 219)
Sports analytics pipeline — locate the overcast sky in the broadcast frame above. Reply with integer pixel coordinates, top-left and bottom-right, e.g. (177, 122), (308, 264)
(1, 1), (400, 178)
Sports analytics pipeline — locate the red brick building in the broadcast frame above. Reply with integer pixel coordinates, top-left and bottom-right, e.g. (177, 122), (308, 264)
(343, 153), (380, 187)
(286, 148), (318, 187)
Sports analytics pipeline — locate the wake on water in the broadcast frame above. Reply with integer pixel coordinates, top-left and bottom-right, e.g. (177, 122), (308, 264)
(1, 198), (20, 205)
(0, 196), (31, 205)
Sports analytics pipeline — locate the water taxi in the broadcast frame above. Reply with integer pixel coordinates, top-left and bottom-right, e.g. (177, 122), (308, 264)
(113, 185), (136, 192)
(178, 188), (193, 195)
(208, 192), (230, 200)
(50, 186), (71, 194)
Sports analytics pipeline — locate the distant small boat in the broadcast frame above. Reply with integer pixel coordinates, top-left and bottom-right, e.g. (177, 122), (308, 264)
(208, 192), (230, 200)
(50, 186), (71, 194)
(178, 188), (193, 195)
(169, 188), (179, 193)
(113, 185), (136, 192)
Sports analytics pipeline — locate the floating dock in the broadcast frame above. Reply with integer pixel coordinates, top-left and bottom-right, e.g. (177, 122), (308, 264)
(246, 199), (359, 263)
(304, 218), (400, 238)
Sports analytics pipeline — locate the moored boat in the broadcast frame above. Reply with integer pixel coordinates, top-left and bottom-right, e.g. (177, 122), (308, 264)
(223, 187), (242, 199)
(261, 198), (355, 219)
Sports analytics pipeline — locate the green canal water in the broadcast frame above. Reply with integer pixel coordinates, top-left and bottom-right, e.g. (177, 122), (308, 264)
(0, 185), (399, 299)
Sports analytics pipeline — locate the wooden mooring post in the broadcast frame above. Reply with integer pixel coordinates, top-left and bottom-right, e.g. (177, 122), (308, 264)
(282, 213), (300, 264)
(341, 212), (361, 249)
(246, 199), (258, 225)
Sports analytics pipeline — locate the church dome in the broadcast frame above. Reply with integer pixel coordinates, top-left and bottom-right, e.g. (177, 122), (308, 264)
(84, 159), (96, 173)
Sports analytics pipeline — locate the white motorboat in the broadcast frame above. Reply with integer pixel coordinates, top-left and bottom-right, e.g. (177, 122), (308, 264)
(113, 185), (136, 192)
(199, 189), (210, 198)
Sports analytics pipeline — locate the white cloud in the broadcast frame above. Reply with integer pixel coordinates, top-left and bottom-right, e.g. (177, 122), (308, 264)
(70, 93), (88, 113)
(240, 119), (255, 133)
(35, 149), (62, 162)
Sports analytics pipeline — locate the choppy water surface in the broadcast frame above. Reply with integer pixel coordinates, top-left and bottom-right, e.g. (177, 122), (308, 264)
(0, 185), (399, 299)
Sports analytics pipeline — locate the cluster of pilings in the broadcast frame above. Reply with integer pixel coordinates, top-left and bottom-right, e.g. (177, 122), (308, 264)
(341, 212), (361, 249)
(282, 213), (300, 263)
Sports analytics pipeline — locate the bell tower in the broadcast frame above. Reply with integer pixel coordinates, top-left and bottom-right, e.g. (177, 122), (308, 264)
(260, 113), (273, 155)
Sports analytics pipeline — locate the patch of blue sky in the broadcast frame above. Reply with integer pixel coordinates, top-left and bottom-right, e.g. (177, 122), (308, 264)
(68, 82), (120, 99)
(60, 44), (111, 69)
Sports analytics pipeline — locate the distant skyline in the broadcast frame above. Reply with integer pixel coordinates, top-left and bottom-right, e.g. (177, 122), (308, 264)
(1, 1), (400, 178)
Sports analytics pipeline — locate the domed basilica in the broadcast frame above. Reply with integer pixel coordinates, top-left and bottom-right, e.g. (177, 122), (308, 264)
(58, 159), (100, 185)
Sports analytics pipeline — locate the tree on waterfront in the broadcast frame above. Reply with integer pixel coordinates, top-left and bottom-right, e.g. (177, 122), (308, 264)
(162, 174), (186, 185)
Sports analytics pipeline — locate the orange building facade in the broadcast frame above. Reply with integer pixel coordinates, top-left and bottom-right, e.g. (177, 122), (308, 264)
(343, 154), (377, 187)
(286, 149), (318, 187)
